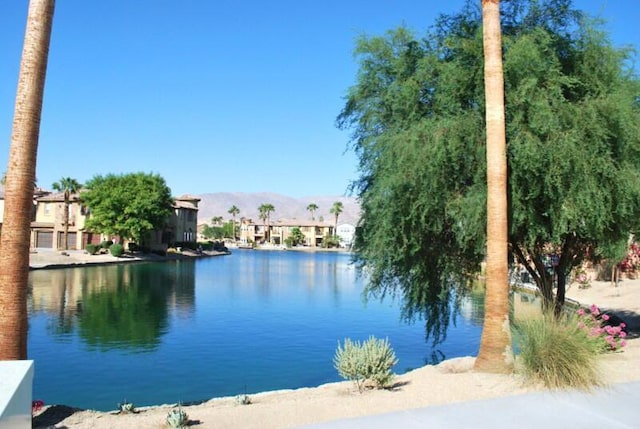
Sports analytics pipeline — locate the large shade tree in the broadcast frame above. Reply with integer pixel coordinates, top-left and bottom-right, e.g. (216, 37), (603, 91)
(81, 172), (174, 246)
(0, 0), (55, 360)
(338, 0), (640, 341)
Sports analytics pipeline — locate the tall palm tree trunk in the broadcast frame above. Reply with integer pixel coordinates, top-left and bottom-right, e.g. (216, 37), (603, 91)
(0, 0), (55, 360)
(474, 0), (513, 373)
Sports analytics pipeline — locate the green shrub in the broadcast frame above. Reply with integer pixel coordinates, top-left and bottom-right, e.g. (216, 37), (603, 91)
(100, 240), (113, 249)
(514, 315), (603, 389)
(334, 336), (398, 392)
(109, 243), (124, 257)
(85, 243), (98, 255)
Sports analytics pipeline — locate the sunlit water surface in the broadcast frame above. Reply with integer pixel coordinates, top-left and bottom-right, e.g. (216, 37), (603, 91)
(28, 250), (535, 411)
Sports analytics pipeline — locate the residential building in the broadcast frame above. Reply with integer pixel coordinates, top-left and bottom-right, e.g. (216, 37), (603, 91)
(239, 218), (334, 247)
(16, 191), (200, 251)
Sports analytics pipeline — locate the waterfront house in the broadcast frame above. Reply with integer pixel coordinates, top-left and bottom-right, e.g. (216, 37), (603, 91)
(22, 191), (200, 251)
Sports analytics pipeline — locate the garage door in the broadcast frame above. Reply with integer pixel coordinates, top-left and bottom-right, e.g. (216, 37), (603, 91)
(36, 231), (53, 248)
(57, 232), (78, 249)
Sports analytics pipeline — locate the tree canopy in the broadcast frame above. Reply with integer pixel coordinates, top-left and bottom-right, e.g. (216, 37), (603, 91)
(338, 0), (640, 330)
(81, 172), (174, 245)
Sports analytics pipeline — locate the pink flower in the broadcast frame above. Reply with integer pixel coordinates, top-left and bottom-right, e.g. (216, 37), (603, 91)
(577, 308), (585, 316)
(620, 331), (627, 338)
(602, 314), (610, 321)
(621, 340), (627, 348)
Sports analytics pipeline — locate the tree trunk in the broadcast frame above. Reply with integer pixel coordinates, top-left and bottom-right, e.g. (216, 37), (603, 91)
(0, 0), (55, 360)
(474, 0), (513, 373)
(63, 191), (70, 250)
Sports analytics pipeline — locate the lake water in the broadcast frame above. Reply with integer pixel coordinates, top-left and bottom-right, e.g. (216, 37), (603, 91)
(27, 249), (492, 411)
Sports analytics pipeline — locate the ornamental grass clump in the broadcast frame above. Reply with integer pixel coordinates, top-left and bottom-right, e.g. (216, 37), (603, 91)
(334, 336), (398, 392)
(514, 314), (602, 389)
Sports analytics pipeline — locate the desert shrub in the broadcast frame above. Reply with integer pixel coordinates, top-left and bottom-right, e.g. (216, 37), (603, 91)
(109, 243), (124, 257)
(166, 407), (188, 428)
(85, 243), (98, 255)
(100, 240), (113, 249)
(514, 315), (603, 389)
(117, 400), (136, 414)
(334, 336), (398, 392)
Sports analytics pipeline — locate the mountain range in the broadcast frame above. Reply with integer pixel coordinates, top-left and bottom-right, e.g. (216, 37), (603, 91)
(195, 192), (361, 225)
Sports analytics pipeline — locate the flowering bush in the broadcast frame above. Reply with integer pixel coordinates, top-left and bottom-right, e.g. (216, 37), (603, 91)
(619, 242), (640, 273)
(577, 304), (627, 351)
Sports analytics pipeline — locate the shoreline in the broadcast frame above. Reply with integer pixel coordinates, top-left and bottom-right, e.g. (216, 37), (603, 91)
(30, 258), (640, 428)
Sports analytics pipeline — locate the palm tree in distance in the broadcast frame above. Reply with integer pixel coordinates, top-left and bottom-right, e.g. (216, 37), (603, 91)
(211, 216), (223, 226)
(228, 205), (240, 241)
(306, 203), (318, 221)
(52, 177), (82, 250)
(258, 203), (275, 244)
(474, 0), (513, 374)
(330, 201), (343, 238)
(0, 0), (56, 360)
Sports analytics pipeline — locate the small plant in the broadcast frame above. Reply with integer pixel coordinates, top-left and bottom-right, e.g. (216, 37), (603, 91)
(109, 243), (124, 257)
(235, 394), (252, 405)
(514, 314), (602, 389)
(85, 243), (98, 255)
(577, 304), (627, 351)
(31, 399), (44, 415)
(100, 240), (113, 249)
(334, 336), (398, 392)
(166, 406), (189, 428)
(118, 400), (136, 414)
(573, 267), (591, 289)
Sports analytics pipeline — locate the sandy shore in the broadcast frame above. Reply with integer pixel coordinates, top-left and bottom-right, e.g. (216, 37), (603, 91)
(31, 258), (640, 428)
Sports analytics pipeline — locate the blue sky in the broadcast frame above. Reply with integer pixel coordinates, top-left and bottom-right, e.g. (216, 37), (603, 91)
(1, 1), (638, 198)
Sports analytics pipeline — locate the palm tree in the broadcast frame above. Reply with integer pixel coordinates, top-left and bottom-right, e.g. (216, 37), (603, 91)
(52, 177), (82, 250)
(330, 201), (343, 238)
(306, 203), (318, 221)
(211, 216), (223, 226)
(474, 0), (513, 373)
(258, 203), (275, 244)
(228, 205), (240, 241)
(0, 0), (55, 360)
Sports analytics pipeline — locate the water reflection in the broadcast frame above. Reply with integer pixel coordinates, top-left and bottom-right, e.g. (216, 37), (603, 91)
(29, 261), (196, 351)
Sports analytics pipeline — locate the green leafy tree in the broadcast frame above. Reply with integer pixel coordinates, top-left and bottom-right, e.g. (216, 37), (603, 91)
(258, 203), (275, 243)
(211, 216), (223, 226)
(52, 177), (82, 250)
(285, 227), (305, 247)
(338, 0), (640, 340)
(307, 203), (319, 220)
(228, 205), (240, 240)
(81, 172), (174, 246)
(330, 201), (343, 237)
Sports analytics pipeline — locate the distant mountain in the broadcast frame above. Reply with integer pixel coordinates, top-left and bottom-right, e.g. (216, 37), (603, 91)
(195, 192), (361, 225)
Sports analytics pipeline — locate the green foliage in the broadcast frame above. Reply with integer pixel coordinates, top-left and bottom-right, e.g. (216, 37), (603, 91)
(109, 243), (124, 257)
(285, 227), (305, 247)
(85, 243), (98, 255)
(338, 0), (640, 324)
(514, 315), (602, 389)
(81, 172), (174, 245)
(333, 336), (398, 392)
(100, 240), (113, 249)
(322, 234), (340, 248)
(166, 407), (189, 428)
